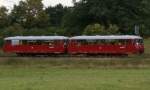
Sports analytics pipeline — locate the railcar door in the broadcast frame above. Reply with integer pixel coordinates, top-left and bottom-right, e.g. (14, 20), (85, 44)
(68, 40), (79, 54)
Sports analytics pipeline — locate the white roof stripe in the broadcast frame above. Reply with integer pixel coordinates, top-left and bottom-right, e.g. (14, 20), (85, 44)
(70, 35), (142, 40)
(4, 35), (142, 40)
(4, 36), (68, 40)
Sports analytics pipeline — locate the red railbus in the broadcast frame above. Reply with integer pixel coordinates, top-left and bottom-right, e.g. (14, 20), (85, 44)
(68, 35), (144, 55)
(3, 36), (68, 56)
(3, 35), (144, 56)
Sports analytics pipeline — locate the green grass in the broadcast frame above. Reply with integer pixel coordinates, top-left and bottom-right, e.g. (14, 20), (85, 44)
(0, 67), (150, 90)
(0, 39), (149, 90)
(144, 38), (150, 55)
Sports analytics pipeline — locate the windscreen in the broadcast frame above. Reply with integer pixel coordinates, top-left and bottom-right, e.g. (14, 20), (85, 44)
(135, 39), (143, 44)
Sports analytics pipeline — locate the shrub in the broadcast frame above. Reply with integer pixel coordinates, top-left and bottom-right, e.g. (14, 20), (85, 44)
(83, 23), (119, 35)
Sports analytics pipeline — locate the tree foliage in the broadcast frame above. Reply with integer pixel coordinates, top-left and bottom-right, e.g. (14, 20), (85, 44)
(0, 0), (149, 38)
(0, 7), (9, 28)
(63, 0), (150, 36)
(45, 4), (69, 27)
(10, 0), (49, 28)
(2, 23), (24, 37)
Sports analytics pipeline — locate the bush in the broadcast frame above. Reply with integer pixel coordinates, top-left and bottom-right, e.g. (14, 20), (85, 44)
(83, 24), (105, 35)
(107, 24), (120, 34)
(83, 23), (119, 35)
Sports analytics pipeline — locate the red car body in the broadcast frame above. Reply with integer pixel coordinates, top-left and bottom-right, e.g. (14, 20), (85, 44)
(67, 35), (144, 55)
(3, 35), (144, 56)
(3, 36), (68, 55)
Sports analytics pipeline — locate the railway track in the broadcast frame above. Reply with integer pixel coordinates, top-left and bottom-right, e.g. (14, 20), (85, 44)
(0, 54), (135, 59)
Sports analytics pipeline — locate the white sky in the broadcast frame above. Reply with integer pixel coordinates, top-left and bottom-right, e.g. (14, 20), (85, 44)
(0, 0), (79, 10)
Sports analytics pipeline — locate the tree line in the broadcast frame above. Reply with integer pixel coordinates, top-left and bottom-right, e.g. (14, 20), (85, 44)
(0, 0), (150, 38)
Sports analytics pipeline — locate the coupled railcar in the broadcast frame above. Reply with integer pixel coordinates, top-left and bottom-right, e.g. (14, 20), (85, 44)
(3, 35), (144, 56)
(3, 36), (68, 55)
(68, 35), (144, 55)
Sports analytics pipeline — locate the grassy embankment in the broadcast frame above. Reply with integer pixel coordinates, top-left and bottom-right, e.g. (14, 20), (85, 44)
(0, 39), (149, 90)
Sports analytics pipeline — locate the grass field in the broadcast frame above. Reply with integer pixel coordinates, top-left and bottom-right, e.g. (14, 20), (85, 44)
(0, 38), (149, 90)
(0, 67), (150, 90)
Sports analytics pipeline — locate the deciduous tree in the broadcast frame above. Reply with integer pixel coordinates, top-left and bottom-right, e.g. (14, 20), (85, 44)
(10, 0), (49, 28)
(0, 6), (9, 28)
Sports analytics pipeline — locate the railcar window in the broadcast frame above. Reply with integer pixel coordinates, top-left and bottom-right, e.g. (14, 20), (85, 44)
(124, 39), (129, 44)
(99, 39), (128, 45)
(27, 40), (37, 45)
(97, 40), (102, 44)
(11, 40), (20, 46)
(102, 39), (115, 45)
(111, 40), (117, 45)
(5, 40), (11, 44)
(21, 40), (56, 45)
(86, 40), (97, 45)
(77, 40), (87, 45)
(22, 40), (28, 45)
(36, 40), (42, 45)
(76, 39), (129, 45)
(106, 39), (116, 45)
(101, 40), (106, 44)
(116, 39), (126, 45)
(55, 40), (62, 44)
(42, 40), (55, 45)
(19, 40), (22, 45)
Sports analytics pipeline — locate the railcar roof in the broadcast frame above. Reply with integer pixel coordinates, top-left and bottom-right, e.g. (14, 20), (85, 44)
(70, 35), (142, 40)
(4, 36), (68, 40)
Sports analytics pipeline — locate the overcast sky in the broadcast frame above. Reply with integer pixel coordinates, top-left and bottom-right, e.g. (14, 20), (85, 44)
(0, 0), (79, 10)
